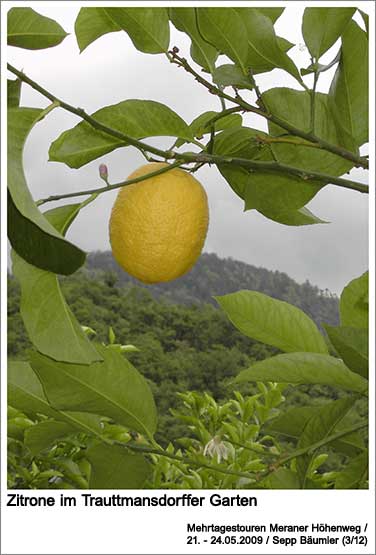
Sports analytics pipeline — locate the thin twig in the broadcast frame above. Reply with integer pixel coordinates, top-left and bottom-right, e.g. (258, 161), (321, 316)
(168, 52), (368, 170)
(37, 161), (184, 205)
(259, 422), (368, 483)
(309, 69), (319, 133)
(8, 64), (368, 198)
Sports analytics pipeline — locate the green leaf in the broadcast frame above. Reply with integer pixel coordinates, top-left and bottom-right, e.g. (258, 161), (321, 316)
(296, 397), (354, 487)
(169, 8), (218, 73)
(256, 8), (284, 23)
(8, 8), (68, 50)
(243, 87), (355, 220)
(75, 8), (121, 52)
(302, 7), (355, 59)
(44, 202), (84, 236)
(235, 352), (368, 393)
(8, 361), (103, 437)
(324, 325), (368, 379)
(104, 8), (169, 54)
(11, 202), (102, 364)
(265, 405), (365, 456)
(196, 8), (249, 72)
(244, 172), (323, 218)
(214, 126), (261, 158)
(87, 443), (151, 488)
(30, 344), (157, 438)
(264, 88), (355, 176)
(49, 100), (192, 168)
(235, 9), (302, 82)
(340, 272), (368, 329)
(215, 290), (328, 354)
(188, 111), (242, 139)
(212, 65), (253, 89)
(24, 421), (77, 456)
(257, 205), (328, 226)
(8, 108), (86, 275)
(328, 21), (368, 148)
(335, 451), (368, 489)
(264, 468), (300, 489)
(175, 110), (243, 148)
(8, 79), (21, 108)
(358, 10), (369, 35)
(12, 252), (101, 364)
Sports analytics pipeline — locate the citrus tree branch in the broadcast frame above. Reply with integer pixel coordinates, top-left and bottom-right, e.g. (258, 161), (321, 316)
(7, 63), (170, 161)
(259, 421), (368, 482)
(36, 161), (184, 205)
(8, 64), (368, 199)
(168, 51), (368, 170)
(116, 441), (258, 482)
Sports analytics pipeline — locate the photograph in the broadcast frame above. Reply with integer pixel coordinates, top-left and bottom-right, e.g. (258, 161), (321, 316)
(2, 2), (373, 553)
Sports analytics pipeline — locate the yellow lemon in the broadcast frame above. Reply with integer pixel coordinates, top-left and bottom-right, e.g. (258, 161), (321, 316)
(109, 162), (209, 284)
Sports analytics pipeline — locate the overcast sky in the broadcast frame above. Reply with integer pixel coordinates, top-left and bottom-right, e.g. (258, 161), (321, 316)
(7, 4), (370, 294)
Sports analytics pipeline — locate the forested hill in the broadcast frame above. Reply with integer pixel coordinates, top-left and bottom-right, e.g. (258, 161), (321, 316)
(87, 251), (339, 327)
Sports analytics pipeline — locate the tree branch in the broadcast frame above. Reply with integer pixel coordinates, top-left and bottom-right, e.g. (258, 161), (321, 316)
(7, 63), (171, 161)
(117, 441), (258, 482)
(8, 63), (368, 199)
(259, 422), (368, 483)
(37, 161), (184, 205)
(169, 52), (368, 170)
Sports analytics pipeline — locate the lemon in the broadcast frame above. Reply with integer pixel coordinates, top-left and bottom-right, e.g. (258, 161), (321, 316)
(109, 162), (209, 284)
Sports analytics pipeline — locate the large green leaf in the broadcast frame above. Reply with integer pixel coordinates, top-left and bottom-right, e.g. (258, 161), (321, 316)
(75, 8), (121, 52)
(7, 79), (21, 108)
(196, 8), (249, 72)
(235, 352), (368, 393)
(30, 345), (157, 438)
(215, 290), (328, 354)
(8, 361), (102, 437)
(8, 108), (86, 275)
(11, 252), (101, 365)
(213, 126), (324, 225)
(339, 272), (368, 329)
(296, 397), (354, 487)
(87, 443), (151, 488)
(212, 65), (253, 89)
(214, 123), (325, 221)
(235, 9), (301, 82)
(329, 21), (368, 148)
(11, 203), (102, 364)
(324, 325), (368, 379)
(169, 8), (218, 73)
(104, 8), (169, 53)
(264, 88), (355, 175)
(244, 171), (323, 216)
(49, 100), (192, 168)
(24, 421), (77, 456)
(302, 8), (355, 60)
(265, 405), (365, 455)
(8, 8), (68, 50)
(335, 450), (368, 489)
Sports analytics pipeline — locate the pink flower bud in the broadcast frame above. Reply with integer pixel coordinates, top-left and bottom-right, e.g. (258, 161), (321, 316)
(99, 164), (108, 180)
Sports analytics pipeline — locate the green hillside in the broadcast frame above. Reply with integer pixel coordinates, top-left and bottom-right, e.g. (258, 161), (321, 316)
(8, 252), (341, 444)
(87, 251), (339, 327)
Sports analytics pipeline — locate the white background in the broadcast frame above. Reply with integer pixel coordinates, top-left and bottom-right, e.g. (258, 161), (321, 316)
(1, 491), (375, 554)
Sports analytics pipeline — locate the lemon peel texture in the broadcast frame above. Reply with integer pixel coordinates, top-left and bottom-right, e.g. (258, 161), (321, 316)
(109, 163), (209, 284)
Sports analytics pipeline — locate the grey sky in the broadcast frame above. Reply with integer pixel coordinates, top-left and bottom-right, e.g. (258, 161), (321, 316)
(8, 5), (369, 294)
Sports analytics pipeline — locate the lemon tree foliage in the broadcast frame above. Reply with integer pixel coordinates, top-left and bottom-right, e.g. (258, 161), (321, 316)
(7, 6), (369, 489)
